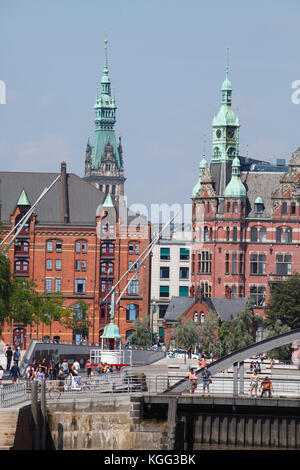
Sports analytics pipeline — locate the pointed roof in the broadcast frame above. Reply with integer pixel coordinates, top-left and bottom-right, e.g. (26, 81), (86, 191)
(224, 156), (246, 197)
(103, 191), (115, 208)
(17, 189), (30, 206)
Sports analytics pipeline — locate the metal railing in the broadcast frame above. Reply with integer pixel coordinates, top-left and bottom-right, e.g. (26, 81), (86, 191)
(0, 374), (300, 408)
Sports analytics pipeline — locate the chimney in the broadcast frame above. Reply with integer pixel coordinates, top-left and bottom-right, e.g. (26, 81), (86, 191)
(61, 161), (69, 224)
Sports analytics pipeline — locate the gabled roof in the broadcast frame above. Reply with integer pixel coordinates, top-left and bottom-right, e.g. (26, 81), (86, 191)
(0, 170), (106, 226)
(164, 296), (248, 323)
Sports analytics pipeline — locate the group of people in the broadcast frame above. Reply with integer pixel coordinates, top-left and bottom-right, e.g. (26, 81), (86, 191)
(85, 360), (114, 376)
(248, 369), (274, 398)
(189, 365), (274, 398)
(189, 365), (212, 396)
(22, 358), (81, 383)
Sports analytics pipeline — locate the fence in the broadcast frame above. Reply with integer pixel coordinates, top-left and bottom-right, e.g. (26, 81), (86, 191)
(0, 374), (300, 408)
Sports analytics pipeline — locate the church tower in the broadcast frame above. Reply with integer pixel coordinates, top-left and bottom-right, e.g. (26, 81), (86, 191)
(210, 49), (240, 202)
(84, 38), (126, 198)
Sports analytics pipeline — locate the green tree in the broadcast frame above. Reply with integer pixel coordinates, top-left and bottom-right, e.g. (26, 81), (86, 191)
(173, 318), (202, 351)
(222, 299), (256, 355)
(197, 310), (220, 357)
(0, 252), (13, 332)
(128, 316), (151, 347)
(262, 318), (291, 361)
(265, 273), (300, 330)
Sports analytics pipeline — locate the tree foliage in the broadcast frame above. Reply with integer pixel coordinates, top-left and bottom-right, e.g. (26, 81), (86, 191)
(264, 273), (300, 330)
(197, 310), (220, 357)
(128, 316), (151, 347)
(220, 299), (256, 355)
(173, 318), (202, 351)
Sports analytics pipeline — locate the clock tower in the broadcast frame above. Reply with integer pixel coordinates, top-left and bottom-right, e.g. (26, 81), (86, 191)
(84, 38), (126, 199)
(210, 51), (240, 199)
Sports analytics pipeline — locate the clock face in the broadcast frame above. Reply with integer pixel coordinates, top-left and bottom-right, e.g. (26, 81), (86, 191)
(227, 128), (235, 139)
(216, 129), (221, 138)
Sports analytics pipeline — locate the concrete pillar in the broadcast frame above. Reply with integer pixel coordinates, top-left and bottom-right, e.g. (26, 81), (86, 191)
(239, 361), (244, 395)
(167, 397), (178, 450)
(41, 380), (47, 450)
(233, 362), (238, 397)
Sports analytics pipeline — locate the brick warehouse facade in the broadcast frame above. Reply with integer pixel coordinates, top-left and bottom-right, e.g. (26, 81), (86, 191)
(0, 163), (151, 348)
(190, 63), (300, 322)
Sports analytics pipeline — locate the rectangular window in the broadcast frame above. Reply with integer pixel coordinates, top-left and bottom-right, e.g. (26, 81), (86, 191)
(128, 280), (139, 295)
(250, 253), (266, 275)
(128, 243), (134, 254)
(250, 285), (266, 306)
(75, 260), (80, 271)
(160, 285), (169, 298)
(46, 259), (52, 270)
(276, 254), (291, 275)
(46, 241), (53, 253)
(55, 278), (61, 292)
(291, 202), (296, 215)
(179, 266), (189, 279)
(75, 279), (86, 294)
(55, 259), (62, 271)
(56, 241), (62, 252)
(75, 242), (81, 253)
(45, 278), (52, 293)
(160, 266), (170, 279)
(199, 251), (212, 273)
(160, 248), (170, 260)
(282, 202), (287, 214)
(159, 304), (168, 319)
(82, 242), (87, 254)
(180, 248), (190, 260)
(225, 253), (230, 274)
(233, 202), (238, 213)
(81, 260), (86, 271)
(179, 286), (189, 297)
(232, 253), (237, 274)
(135, 243), (140, 255)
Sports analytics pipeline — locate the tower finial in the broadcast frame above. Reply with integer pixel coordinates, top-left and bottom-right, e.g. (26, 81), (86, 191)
(226, 46), (229, 77)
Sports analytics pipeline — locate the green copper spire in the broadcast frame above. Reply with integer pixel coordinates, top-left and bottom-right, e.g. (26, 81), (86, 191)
(224, 155), (246, 197)
(17, 189), (30, 206)
(103, 191), (115, 208)
(90, 37), (123, 171)
(212, 48), (240, 163)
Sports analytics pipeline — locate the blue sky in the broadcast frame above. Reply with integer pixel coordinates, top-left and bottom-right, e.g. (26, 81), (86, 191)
(1, 0), (300, 210)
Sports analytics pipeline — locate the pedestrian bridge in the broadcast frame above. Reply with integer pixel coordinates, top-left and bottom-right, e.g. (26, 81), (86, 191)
(167, 328), (300, 395)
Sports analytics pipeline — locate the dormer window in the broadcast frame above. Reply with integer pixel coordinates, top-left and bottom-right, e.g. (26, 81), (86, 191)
(254, 196), (264, 214)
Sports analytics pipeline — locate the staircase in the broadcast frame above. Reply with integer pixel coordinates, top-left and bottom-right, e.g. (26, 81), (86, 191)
(0, 410), (19, 450)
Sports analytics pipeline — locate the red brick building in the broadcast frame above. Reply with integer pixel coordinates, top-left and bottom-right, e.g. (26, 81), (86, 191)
(191, 67), (300, 323)
(0, 163), (151, 348)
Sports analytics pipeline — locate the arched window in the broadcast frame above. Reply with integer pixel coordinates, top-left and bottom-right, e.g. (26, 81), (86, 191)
(200, 312), (205, 323)
(232, 227), (237, 242)
(204, 226), (209, 242)
(193, 312), (198, 323)
(14, 259), (29, 274)
(226, 227), (230, 241)
(285, 228), (292, 243)
(101, 243), (115, 255)
(259, 228), (267, 242)
(15, 240), (29, 255)
(276, 228), (284, 243)
(15, 212), (30, 235)
(100, 261), (114, 275)
(250, 227), (258, 242)
(126, 304), (139, 322)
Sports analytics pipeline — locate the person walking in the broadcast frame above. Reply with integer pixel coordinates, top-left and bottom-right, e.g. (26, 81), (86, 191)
(0, 366), (4, 388)
(260, 376), (274, 398)
(5, 346), (13, 371)
(189, 367), (197, 394)
(85, 359), (92, 377)
(248, 369), (260, 398)
(13, 347), (20, 366)
(34, 366), (45, 381)
(10, 361), (20, 384)
(201, 366), (212, 396)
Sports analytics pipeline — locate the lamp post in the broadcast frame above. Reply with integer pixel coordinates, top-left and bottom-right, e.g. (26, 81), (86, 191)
(151, 301), (156, 346)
